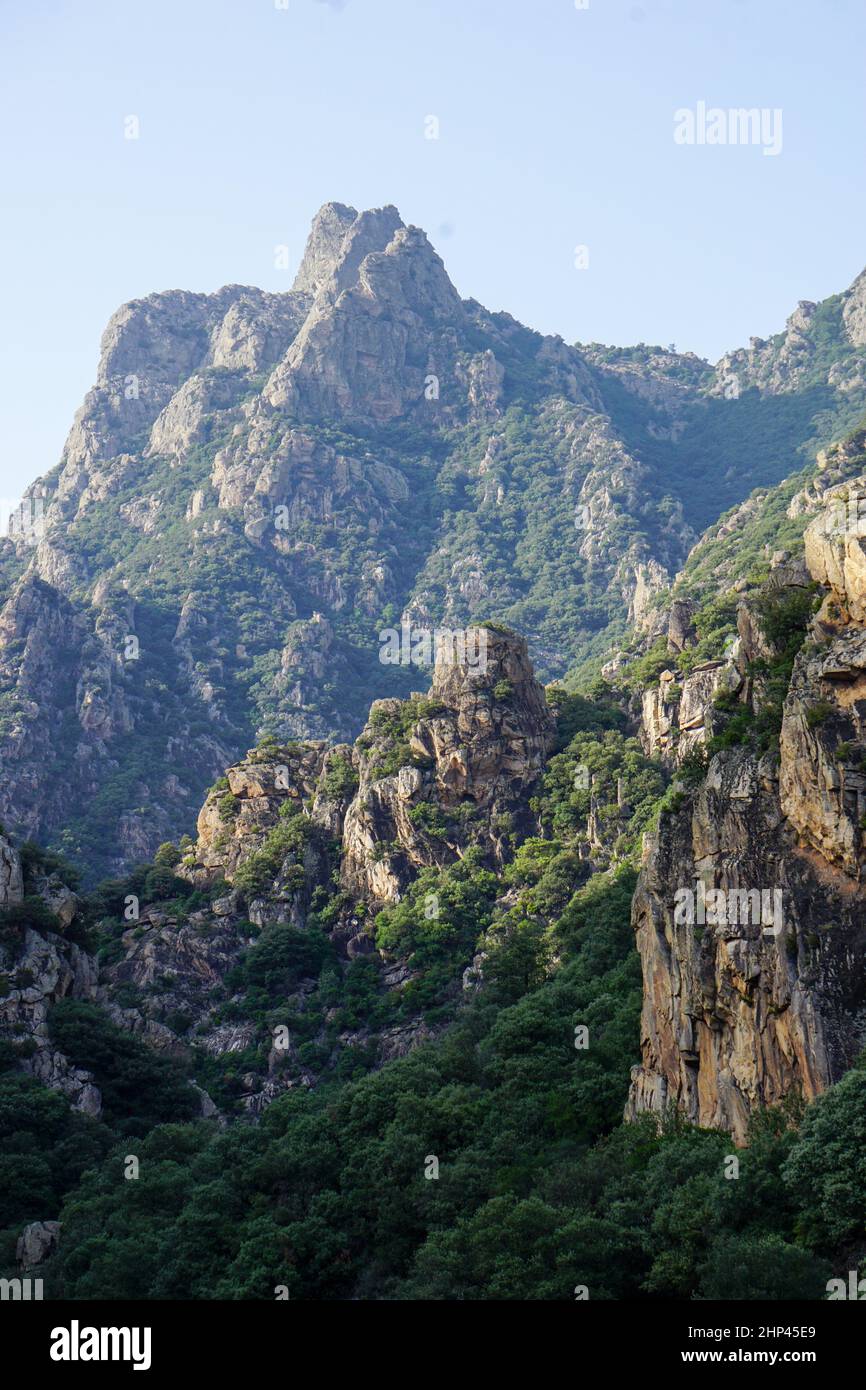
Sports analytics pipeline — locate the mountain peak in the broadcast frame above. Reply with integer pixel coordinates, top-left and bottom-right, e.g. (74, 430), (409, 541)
(265, 201), (463, 420)
(291, 201), (358, 295)
(291, 201), (408, 299)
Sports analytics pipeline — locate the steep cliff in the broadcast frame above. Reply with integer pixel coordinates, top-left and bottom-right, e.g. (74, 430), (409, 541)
(627, 451), (866, 1141)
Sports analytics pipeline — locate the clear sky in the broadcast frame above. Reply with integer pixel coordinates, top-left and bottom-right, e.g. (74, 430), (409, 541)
(2, 0), (865, 498)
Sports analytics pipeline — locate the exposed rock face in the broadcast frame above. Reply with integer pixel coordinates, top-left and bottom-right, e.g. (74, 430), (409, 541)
(667, 598), (697, 652)
(291, 201), (358, 296)
(626, 746), (866, 1143)
(779, 491), (866, 878)
(710, 265), (866, 397)
(0, 836), (101, 1116)
(0, 834), (24, 907)
(640, 660), (741, 764)
(802, 490), (866, 624)
(193, 741), (330, 882)
(17, 1221), (61, 1271)
(0, 576), (86, 845)
(629, 488), (866, 1142)
(629, 559), (670, 629)
(267, 207), (468, 425)
(100, 904), (260, 1070)
(0, 559), (237, 876)
(637, 557), (817, 770)
(842, 268), (866, 349)
(341, 627), (553, 903)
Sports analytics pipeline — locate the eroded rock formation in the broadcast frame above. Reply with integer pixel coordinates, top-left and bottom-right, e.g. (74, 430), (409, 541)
(628, 489), (866, 1141)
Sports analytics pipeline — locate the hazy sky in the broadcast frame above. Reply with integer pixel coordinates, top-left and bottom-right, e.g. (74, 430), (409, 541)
(2, 0), (865, 497)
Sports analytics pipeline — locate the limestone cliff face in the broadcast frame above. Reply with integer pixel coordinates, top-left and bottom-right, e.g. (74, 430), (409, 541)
(193, 740), (331, 885)
(0, 834), (24, 906)
(637, 559), (817, 769)
(628, 489), (866, 1142)
(266, 208), (468, 424)
(626, 746), (866, 1143)
(0, 559), (238, 873)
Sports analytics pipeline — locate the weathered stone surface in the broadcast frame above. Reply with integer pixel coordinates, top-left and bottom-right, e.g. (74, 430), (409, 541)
(778, 489), (866, 878)
(193, 741), (329, 881)
(0, 920), (101, 1116)
(291, 201), (358, 297)
(640, 661), (741, 764)
(16, 1221), (61, 1271)
(842, 268), (866, 348)
(10, 201), (846, 875)
(803, 498), (866, 624)
(627, 746), (866, 1143)
(0, 833), (24, 907)
(341, 626), (553, 903)
(630, 485), (866, 1141)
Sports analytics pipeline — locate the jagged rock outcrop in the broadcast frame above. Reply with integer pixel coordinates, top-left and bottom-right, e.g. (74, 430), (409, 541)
(100, 903), (259, 1069)
(0, 835), (24, 906)
(802, 487), (866, 624)
(0, 558), (237, 876)
(842, 268), (866, 349)
(181, 624), (551, 917)
(341, 626), (553, 904)
(640, 660), (742, 763)
(192, 740), (330, 882)
(710, 265), (866, 397)
(16, 1221), (61, 1271)
(266, 206), (469, 424)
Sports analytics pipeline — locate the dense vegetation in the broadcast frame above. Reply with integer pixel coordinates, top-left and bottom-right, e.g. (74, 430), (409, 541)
(10, 859), (865, 1300)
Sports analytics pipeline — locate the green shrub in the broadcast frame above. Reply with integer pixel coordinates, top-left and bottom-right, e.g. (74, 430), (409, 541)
(320, 753), (359, 801)
(805, 701), (834, 728)
(231, 923), (335, 1004)
(47, 1000), (198, 1135)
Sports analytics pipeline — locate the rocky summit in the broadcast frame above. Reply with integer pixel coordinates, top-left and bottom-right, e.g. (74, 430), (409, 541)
(3, 204), (866, 1303)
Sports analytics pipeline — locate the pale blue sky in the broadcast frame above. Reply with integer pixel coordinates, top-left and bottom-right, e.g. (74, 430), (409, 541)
(2, 0), (865, 497)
